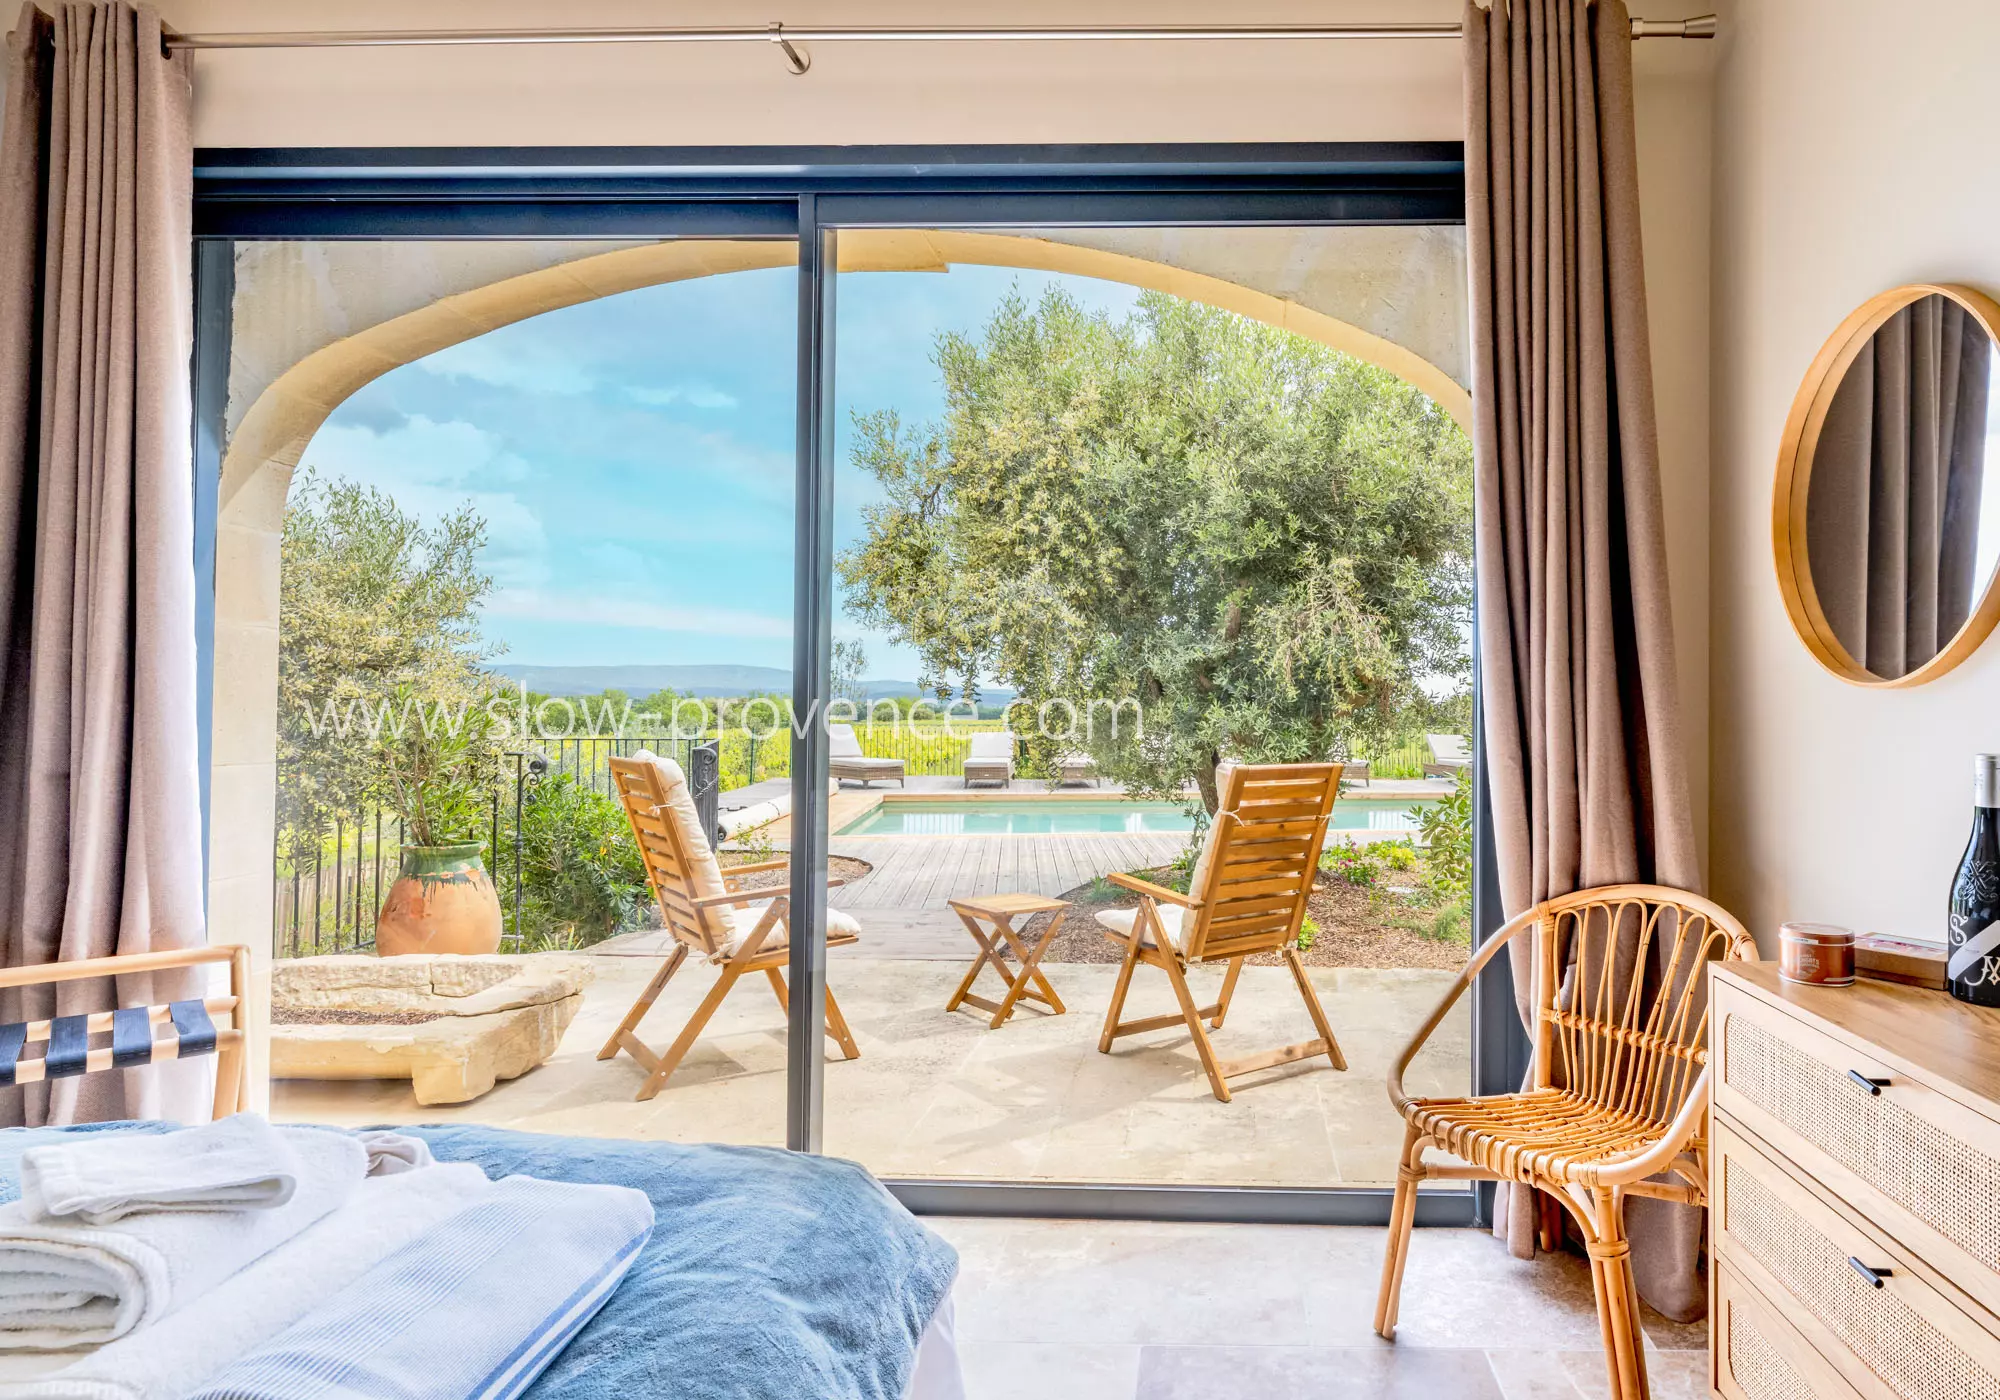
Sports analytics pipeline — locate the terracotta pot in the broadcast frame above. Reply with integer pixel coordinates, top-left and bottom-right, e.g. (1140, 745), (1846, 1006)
(375, 843), (502, 957)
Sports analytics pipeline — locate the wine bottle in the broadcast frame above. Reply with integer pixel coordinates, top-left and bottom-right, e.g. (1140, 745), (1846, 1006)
(1948, 754), (2000, 1006)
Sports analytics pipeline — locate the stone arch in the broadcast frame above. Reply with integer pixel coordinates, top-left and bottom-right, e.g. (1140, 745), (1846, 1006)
(208, 230), (1472, 1048)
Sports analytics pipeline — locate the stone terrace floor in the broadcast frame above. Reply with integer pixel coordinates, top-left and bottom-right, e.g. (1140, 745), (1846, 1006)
(274, 951), (1469, 1188)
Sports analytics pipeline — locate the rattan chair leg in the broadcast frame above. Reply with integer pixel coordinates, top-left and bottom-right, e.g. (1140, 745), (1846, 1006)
(1374, 1123), (1425, 1339)
(1161, 954), (1230, 1102)
(1585, 1194), (1651, 1400)
(1097, 936), (1142, 1054)
(599, 942), (689, 1060)
(636, 966), (740, 1102)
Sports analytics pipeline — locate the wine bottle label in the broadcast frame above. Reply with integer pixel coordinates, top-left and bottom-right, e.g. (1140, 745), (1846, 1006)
(1949, 918), (2000, 981)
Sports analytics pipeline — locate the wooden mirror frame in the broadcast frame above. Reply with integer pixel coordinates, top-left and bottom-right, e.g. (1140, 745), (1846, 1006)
(1773, 282), (2000, 688)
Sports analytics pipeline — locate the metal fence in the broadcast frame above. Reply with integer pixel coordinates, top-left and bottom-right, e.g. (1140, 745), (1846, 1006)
(273, 736), (717, 959)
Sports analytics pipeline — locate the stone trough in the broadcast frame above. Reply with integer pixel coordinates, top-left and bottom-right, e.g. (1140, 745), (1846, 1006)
(271, 953), (594, 1105)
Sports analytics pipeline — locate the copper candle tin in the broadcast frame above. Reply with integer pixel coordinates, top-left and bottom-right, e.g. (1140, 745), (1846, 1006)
(1779, 922), (1856, 986)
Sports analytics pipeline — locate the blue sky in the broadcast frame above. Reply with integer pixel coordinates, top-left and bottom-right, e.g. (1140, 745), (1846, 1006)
(302, 260), (1140, 683)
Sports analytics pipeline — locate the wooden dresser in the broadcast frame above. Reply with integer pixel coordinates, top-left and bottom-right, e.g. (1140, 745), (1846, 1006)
(1709, 962), (2000, 1399)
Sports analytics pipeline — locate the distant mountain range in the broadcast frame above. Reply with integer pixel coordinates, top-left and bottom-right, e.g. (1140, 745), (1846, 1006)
(487, 663), (1012, 705)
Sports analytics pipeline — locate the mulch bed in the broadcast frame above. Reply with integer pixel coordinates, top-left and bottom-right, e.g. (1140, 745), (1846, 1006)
(1018, 867), (1468, 972)
(270, 1008), (446, 1026)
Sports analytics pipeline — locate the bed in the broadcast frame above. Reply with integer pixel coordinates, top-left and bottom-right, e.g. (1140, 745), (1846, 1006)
(0, 947), (963, 1400)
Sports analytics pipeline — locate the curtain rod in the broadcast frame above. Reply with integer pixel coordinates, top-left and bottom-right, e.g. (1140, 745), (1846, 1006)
(162, 15), (1718, 55)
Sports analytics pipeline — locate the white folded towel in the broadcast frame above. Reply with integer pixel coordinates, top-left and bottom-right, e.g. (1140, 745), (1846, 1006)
(19, 1118), (433, 1225)
(21, 1117), (303, 1225)
(187, 1175), (653, 1400)
(0, 1126), (368, 1348)
(0, 1162), (491, 1400)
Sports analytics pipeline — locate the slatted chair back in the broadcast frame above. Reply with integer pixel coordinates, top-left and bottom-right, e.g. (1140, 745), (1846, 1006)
(609, 754), (729, 958)
(1529, 886), (1758, 1131)
(1181, 762), (1342, 964)
(0, 945), (252, 1119)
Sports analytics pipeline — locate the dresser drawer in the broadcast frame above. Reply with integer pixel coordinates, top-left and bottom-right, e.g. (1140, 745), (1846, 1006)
(1714, 977), (2000, 1319)
(1715, 1256), (1863, 1400)
(1714, 1117), (2000, 1400)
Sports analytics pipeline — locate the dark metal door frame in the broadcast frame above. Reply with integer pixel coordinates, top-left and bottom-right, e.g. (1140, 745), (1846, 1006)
(193, 142), (1510, 1228)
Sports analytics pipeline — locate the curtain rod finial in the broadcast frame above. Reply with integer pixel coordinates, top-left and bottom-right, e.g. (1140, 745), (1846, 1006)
(1630, 13), (1717, 40)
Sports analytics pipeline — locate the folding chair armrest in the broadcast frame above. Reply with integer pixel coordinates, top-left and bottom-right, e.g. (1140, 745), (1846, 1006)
(690, 887), (789, 911)
(1108, 872), (1200, 908)
(1387, 907), (1538, 1112)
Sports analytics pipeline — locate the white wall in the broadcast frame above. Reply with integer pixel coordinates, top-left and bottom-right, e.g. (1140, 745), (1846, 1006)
(1710, 0), (2000, 947)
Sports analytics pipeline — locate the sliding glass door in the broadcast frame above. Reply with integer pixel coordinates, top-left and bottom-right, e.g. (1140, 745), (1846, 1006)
(817, 222), (1475, 1193)
(199, 147), (1499, 1222)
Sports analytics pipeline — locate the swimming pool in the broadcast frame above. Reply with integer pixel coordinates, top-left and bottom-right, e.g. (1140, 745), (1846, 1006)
(836, 797), (1435, 837)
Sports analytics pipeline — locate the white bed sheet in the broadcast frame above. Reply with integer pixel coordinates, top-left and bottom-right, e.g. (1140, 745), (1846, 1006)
(904, 1288), (967, 1400)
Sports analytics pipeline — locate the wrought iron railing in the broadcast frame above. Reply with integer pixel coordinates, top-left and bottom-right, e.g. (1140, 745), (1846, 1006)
(273, 736), (718, 959)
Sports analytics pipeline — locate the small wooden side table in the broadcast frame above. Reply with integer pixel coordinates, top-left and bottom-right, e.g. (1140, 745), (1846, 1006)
(944, 893), (1069, 1029)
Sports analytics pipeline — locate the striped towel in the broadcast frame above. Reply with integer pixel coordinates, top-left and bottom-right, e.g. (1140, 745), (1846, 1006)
(186, 1175), (653, 1400)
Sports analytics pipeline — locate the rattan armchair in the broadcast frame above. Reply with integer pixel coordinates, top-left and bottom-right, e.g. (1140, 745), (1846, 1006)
(1373, 883), (1757, 1400)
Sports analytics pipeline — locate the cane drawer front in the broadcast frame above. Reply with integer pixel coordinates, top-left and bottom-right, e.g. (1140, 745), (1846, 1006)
(1713, 1117), (2000, 1400)
(1715, 1257), (1864, 1400)
(1713, 975), (2000, 1321)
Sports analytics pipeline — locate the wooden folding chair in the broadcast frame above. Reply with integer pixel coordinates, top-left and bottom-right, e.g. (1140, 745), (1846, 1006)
(0, 944), (252, 1118)
(1095, 761), (1347, 1103)
(1373, 884), (1758, 1400)
(599, 753), (861, 1101)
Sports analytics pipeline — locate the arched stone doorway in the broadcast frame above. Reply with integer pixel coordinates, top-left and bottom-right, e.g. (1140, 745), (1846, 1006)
(211, 228), (1471, 1091)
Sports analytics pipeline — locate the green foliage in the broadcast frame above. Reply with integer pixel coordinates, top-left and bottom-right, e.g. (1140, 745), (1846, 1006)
(1297, 915), (1319, 951)
(835, 286), (1474, 811)
(373, 681), (505, 847)
(728, 822), (778, 865)
(1415, 775), (1473, 906)
(497, 774), (648, 950)
(279, 474), (498, 862)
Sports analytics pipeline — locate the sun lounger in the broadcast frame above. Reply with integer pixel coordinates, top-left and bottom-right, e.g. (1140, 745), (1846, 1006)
(963, 732), (1015, 788)
(1423, 733), (1470, 778)
(1056, 752), (1099, 787)
(828, 723), (906, 788)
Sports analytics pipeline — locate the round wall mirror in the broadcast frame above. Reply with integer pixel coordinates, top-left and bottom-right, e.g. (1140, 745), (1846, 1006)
(1774, 283), (2000, 686)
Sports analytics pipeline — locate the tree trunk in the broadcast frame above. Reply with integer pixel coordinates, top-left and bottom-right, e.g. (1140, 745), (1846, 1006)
(1194, 748), (1221, 816)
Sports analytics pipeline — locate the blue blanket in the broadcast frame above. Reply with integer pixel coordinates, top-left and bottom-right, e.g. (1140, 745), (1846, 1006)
(0, 1123), (957, 1400)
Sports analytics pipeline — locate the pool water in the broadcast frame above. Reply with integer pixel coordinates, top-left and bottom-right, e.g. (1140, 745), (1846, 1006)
(837, 797), (1434, 837)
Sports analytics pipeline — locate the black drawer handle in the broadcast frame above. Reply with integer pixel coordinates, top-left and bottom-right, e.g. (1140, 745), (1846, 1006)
(1848, 1256), (1892, 1288)
(1847, 1069), (1891, 1095)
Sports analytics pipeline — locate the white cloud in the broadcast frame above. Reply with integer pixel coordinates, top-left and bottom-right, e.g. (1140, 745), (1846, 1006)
(415, 335), (596, 396)
(626, 382), (740, 410)
(299, 415), (549, 590)
(487, 587), (792, 639)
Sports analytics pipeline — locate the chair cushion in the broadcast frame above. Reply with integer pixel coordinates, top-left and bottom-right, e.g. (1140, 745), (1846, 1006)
(631, 751), (731, 939)
(827, 723), (865, 760)
(1095, 904), (1192, 954)
(722, 904), (862, 958)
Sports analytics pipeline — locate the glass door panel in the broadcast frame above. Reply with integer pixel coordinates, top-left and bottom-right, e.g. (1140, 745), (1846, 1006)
(819, 224), (1475, 1189)
(220, 237), (800, 1147)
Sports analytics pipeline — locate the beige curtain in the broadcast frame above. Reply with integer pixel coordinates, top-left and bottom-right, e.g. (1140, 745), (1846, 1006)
(0, 1), (205, 1124)
(1808, 295), (1991, 679)
(1464, 0), (1706, 1321)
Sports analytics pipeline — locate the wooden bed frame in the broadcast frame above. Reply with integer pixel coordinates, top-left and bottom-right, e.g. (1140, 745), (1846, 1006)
(0, 945), (253, 1120)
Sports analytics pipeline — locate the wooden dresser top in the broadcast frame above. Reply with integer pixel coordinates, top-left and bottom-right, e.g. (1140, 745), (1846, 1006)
(1716, 962), (2000, 1117)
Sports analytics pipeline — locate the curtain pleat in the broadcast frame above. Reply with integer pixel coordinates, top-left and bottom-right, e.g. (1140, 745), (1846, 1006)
(0, 0), (204, 1124)
(1465, 0), (1707, 1320)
